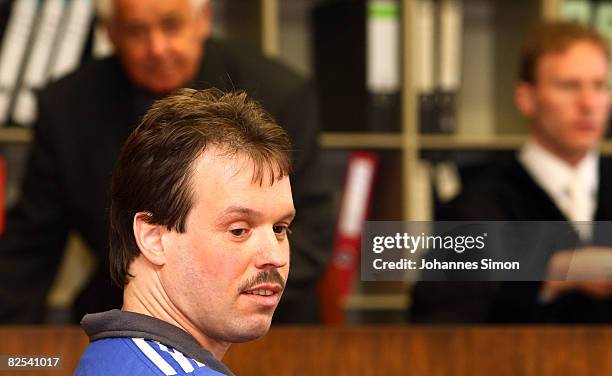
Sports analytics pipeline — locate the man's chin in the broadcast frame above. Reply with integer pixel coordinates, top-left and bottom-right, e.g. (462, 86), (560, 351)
(134, 76), (187, 96)
(569, 129), (604, 146)
(231, 316), (273, 343)
(566, 139), (600, 156)
(144, 82), (183, 96)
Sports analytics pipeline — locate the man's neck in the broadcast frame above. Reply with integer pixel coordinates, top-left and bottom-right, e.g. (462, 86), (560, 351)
(122, 258), (231, 360)
(532, 132), (590, 167)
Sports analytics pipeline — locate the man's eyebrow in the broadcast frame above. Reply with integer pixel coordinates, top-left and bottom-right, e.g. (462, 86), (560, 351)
(219, 206), (263, 219)
(161, 11), (184, 21)
(217, 206), (296, 222)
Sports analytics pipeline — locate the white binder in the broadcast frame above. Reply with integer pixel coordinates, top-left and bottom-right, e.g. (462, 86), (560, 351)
(13, 0), (66, 126)
(48, 0), (93, 81)
(0, 0), (39, 125)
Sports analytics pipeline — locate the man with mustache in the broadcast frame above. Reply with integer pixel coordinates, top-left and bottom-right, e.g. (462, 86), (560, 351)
(411, 21), (612, 323)
(0, 0), (330, 324)
(76, 88), (294, 375)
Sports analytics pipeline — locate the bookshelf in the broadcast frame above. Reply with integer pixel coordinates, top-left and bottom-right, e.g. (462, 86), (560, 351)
(280, 0), (575, 315)
(6, 128), (612, 154)
(315, 0), (589, 219)
(0, 1), (571, 157)
(0, 0), (595, 318)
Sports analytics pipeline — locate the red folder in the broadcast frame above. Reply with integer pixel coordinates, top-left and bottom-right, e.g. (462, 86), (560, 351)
(319, 151), (379, 324)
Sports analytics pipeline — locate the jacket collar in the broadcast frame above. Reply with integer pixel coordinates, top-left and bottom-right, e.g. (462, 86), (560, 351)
(81, 309), (234, 376)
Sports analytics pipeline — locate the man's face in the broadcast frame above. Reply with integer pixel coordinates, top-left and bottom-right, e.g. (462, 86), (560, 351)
(518, 41), (611, 161)
(108, 0), (211, 94)
(160, 148), (294, 344)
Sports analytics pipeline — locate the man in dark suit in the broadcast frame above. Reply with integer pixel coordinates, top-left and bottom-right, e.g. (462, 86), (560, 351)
(411, 22), (612, 323)
(0, 0), (332, 324)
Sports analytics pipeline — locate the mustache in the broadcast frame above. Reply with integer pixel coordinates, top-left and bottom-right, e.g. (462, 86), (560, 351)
(238, 269), (286, 293)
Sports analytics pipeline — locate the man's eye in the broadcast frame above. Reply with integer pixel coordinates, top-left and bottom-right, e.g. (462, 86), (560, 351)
(556, 81), (580, 91)
(273, 225), (291, 236)
(594, 81), (609, 92)
(123, 25), (147, 39)
(230, 228), (247, 237)
(161, 18), (182, 34)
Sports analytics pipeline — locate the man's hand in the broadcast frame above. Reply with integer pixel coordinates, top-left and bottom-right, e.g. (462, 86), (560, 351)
(542, 280), (612, 301)
(541, 247), (612, 301)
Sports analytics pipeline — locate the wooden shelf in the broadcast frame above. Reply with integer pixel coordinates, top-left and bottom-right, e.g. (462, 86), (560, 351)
(319, 132), (526, 151)
(319, 132), (402, 149)
(599, 141), (612, 155)
(419, 134), (526, 150)
(343, 293), (408, 311)
(0, 127), (33, 143)
(321, 132), (612, 156)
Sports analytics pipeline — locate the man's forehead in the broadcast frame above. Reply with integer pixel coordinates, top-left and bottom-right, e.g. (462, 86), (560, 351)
(534, 43), (608, 82)
(113, 0), (193, 19)
(195, 147), (287, 187)
(538, 42), (608, 69)
(192, 152), (294, 222)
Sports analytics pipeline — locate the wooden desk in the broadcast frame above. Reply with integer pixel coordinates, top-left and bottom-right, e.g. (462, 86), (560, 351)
(0, 326), (610, 375)
(0, 326), (87, 376)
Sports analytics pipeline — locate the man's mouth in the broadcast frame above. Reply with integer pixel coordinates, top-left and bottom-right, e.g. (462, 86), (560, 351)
(244, 289), (274, 296)
(242, 284), (283, 296)
(238, 270), (286, 295)
(241, 284), (283, 307)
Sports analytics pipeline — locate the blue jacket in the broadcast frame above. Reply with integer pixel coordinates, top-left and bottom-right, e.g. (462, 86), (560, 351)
(76, 337), (226, 375)
(74, 310), (234, 375)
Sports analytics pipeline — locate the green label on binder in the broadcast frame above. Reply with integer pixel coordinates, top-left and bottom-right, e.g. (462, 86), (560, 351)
(368, 2), (399, 19)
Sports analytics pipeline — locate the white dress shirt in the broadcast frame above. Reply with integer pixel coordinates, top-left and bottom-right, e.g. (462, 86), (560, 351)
(518, 138), (599, 241)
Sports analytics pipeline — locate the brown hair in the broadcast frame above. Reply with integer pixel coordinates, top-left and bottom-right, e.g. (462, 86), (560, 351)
(109, 88), (292, 287)
(519, 21), (609, 84)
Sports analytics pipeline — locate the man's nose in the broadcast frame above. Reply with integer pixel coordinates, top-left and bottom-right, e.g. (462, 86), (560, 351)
(254, 229), (289, 269)
(147, 29), (169, 57)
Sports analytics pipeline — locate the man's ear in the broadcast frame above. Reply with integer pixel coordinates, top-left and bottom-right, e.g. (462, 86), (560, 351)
(515, 82), (537, 118)
(133, 212), (166, 267)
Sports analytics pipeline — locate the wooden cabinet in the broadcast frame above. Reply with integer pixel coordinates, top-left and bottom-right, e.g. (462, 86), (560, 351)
(1, 325), (611, 376)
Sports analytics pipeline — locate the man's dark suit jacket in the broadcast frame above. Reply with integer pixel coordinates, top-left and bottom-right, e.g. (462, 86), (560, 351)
(0, 39), (332, 323)
(410, 156), (612, 323)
